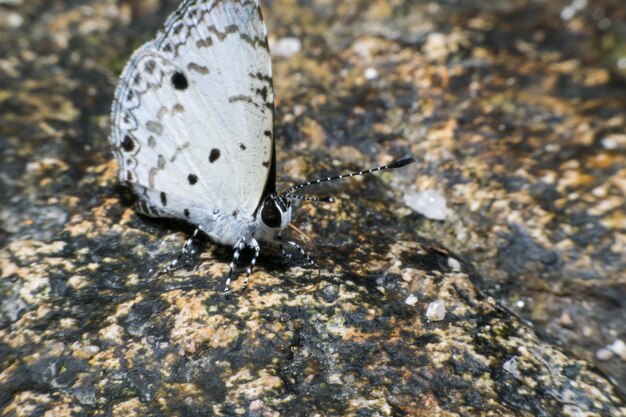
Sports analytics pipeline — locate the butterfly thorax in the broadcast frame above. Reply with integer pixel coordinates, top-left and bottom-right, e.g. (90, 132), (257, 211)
(193, 209), (256, 246)
(188, 194), (289, 246)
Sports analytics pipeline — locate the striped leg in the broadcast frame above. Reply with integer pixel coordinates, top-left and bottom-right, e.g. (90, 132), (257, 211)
(241, 238), (260, 291)
(279, 244), (293, 259)
(286, 240), (318, 268)
(156, 228), (200, 277)
(277, 232), (290, 258)
(224, 238), (245, 294)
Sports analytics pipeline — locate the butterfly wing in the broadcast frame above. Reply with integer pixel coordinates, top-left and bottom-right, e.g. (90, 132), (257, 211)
(110, 0), (275, 223)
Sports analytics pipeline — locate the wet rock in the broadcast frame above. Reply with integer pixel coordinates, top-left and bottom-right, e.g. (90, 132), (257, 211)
(1, 0), (625, 415)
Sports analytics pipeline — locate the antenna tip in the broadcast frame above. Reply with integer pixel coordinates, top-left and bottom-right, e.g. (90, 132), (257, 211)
(388, 157), (417, 169)
(321, 196), (335, 203)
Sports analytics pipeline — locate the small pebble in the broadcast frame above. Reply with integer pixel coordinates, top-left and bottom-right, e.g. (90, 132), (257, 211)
(559, 312), (574, 328)
(601, 137), (617, 149)
(405, 294), (418, 306)
(608, 339), (626, 361)
(2, 11), (23, 29)
(426, 299), (446, 321)
(596, 347), (614, 361)
(272, 36), (301, 58)
(503, 356), (521, 378)
(600, 134), (626, 149)
(85, 345), (100, 354)
(364, 67), (378, 80)
(404, 190), (447, 221)
(447, 257), (461, 271)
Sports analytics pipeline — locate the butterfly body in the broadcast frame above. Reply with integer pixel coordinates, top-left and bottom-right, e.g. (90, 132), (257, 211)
(109, 0), (414, 291)
(110, 0), (280, 244)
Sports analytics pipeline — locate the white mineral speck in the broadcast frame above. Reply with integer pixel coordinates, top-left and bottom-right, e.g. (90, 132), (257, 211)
(560, 6), (575, 20)
(447, 257), (461, 271)
(601, 137), (617, 149)
(426, 299), (446, 321)
(272, 37), (302, 58)
(608, 339), (626, 360)
(5, 12), (23, 28)
(559, 312), (574, 328)
(601, 134), (626, 149)
(403, 190), (447, 221)
(364, 67), (378, 80)
(503, 356), (521, 378)
(85, 345), (100, 354)
(405, 294), (418, 306)
(596, 347), (614, 361)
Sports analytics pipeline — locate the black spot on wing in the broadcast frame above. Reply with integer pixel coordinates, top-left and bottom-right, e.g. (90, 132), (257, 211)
(188, 174), (198, 185)
(121, 135), (135, 152)
(264, 130), (272, 139)
(209, 148), (221, 163)
(160, 192), (167, 206)
(239, 143), (246, 150)
(171, 71), (188, 90)
(184, 208), (190, 218)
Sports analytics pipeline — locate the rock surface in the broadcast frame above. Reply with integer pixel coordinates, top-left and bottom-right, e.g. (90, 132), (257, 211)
(1, 0), (625, 416)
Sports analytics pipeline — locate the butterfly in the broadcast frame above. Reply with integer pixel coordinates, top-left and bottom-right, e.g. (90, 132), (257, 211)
(109, 0), (415, 293)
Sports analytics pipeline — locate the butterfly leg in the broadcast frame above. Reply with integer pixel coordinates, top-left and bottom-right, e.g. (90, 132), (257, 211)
(156, 228), (201, 277)
(276, 232), (293, 259)
(241, 238), (260, 291)
(279, 244), (294, 259)
(285, 240), (318, 268)
(225, 238), (246, 294)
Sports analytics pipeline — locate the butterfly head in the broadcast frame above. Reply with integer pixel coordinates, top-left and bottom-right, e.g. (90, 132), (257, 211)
(259, 194), (292, 231)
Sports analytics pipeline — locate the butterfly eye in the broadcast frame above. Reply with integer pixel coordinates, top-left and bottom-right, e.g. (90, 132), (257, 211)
(261, 200), (282, 228)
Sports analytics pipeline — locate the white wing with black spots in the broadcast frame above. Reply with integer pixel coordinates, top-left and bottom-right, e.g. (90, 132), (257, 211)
(110, 0), (275, 232)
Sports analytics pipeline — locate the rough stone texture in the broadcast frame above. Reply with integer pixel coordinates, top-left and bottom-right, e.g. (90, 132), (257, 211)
(1, 0), (625, 416)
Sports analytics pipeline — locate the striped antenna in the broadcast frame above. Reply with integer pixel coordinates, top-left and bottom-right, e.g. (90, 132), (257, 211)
(279, 157), (416, 198)
(286, 194), (335, 203)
